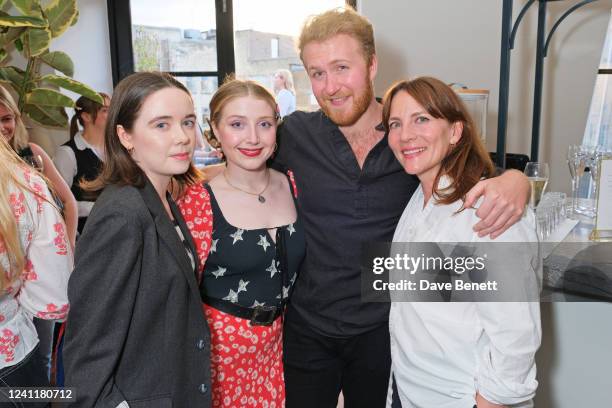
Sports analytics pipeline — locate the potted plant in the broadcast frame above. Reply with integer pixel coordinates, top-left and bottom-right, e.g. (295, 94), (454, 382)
(0, 0), (103, 128)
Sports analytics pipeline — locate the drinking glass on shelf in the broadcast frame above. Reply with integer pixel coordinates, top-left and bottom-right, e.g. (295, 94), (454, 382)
(588, 146), (607, 199)
(566, 145), (587, 217)
(524, 162), (550, 208)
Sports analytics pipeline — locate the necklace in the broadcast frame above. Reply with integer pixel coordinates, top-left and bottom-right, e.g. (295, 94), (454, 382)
(223, 169), (271, 203)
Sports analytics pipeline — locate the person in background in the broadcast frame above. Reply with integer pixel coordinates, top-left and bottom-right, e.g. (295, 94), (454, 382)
(273, 69), (297, 117)
(63, 72), (212, 407)
(274, 7), (531, 408)
(54, 93), (110, 234)
(382, 77), (540, 408)
(0, 85), (77, 248)
(0, 84), (77, 383)
(0, 136), (72, 404)
(178, 78), (305, 407)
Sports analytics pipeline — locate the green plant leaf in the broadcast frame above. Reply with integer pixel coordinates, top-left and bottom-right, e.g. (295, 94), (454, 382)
(9, 0), (42, 17)
(23, 103), (68, 128)
(25, 88), (74, 108)
(43, 0), (76, 38)
(0, 66), (25, 88)
(14, 37), (23, 51)
(0, 15), (45, 28)
(0, 27), (26, 48)
(70, 9), (78, 26)
(0, 48), (6, 63)
(22, 27), (49, 56)
(39, 74), (103, 104)
(39, 51), (74, 77)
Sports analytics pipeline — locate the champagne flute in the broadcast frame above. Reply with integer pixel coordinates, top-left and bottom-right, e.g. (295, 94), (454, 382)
(566, 145), (585, 217)
(524, 162), (550, 208)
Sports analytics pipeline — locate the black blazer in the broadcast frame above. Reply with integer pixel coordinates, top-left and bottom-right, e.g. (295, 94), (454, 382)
(63, 179), (212, 407)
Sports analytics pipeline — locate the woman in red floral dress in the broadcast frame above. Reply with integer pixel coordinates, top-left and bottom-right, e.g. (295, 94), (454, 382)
(179, 78), (305, 408)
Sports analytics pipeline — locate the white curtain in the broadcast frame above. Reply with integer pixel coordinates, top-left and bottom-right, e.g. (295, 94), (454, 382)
(582, 9), (612, 149)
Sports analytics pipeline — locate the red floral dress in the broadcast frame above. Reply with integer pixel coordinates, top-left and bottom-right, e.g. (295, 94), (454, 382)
(0, 167), (72, 369)
(178, 179), (301, 408)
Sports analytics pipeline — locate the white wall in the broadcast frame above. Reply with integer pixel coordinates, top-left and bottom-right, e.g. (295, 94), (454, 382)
(361, 0), (611, 194)
(3, 0), (113, 154)
(51, 0), (113, 98)
(360, 2), (612, 407)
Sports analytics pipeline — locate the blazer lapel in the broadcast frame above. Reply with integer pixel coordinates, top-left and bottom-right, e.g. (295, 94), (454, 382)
(138, 180), (200, 296)
(169, 196), (201, 274)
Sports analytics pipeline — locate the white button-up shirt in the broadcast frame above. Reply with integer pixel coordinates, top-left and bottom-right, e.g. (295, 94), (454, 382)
(387, 177), (541, 408)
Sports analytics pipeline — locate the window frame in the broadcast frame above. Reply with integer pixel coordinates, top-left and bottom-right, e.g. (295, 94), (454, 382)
(107, 0), (357, 86)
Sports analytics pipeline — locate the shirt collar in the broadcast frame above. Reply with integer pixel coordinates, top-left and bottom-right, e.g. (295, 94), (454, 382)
(74, 131), (104, 160)
(74, 131), (93, 151)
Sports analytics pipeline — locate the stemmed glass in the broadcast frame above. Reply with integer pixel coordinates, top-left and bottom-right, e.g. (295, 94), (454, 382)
(566, 145), (586, 217)
(524, 162), (550, 208)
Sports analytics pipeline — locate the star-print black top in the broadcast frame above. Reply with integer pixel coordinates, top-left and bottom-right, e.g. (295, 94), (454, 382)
(201, 178), (305, 309)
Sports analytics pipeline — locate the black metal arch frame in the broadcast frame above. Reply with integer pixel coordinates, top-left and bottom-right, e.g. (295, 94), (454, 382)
(107, 0), (357, 87)
(496, 0), (599, 166)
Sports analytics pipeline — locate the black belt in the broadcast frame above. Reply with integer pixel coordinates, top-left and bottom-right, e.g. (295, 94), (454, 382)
(203, 295), (283, 326)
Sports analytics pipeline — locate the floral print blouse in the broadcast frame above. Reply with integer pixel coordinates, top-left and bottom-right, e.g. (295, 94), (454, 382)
(0, 167), (73, 368)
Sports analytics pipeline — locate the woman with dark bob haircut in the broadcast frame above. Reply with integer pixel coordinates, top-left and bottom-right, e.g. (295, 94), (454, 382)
(382, 77), (541, 408)
(63, 72), (212, 407)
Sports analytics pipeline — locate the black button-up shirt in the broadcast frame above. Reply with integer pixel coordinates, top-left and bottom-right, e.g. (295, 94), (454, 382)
(273, 110), (419, 337)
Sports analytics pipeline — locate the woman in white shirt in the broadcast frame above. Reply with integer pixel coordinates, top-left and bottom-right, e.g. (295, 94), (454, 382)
(53, 93), (110, 234)
(0, 136), (72, 396)
(381, 77), (541, 408)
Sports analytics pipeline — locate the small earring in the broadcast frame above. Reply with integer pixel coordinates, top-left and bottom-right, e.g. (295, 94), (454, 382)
(273, 142), (278, 153)
(128, 146), (135, 155)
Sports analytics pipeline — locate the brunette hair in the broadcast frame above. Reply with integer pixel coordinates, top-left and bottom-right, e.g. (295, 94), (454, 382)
(382, 76), (495, 206)
(82, 72), (200, 196)
(69, 92), (110, 139)
(298, 7), (376, 66)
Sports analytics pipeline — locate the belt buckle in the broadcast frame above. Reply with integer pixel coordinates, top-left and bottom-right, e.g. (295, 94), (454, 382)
(250, 305), (277, 326)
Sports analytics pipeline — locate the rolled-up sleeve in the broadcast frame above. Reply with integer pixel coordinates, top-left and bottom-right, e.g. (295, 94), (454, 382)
(475, 301), (541, 405)
(474, 213), (541, 406)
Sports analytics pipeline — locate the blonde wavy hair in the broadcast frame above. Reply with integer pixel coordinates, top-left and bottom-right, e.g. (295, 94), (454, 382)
(0, 137), (49, 291)
(0, 85), (29, 151)
(274, 69), (295, 95)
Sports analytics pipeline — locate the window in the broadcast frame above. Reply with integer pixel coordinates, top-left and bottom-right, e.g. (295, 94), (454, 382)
(271, 38), (279, 59)
(108, 0), (355, 119)
(583, 10), (611, 149)
(233, 0), (347, 112)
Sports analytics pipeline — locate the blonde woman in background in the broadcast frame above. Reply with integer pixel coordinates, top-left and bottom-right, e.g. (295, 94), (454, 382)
(0, 85), (77, 383)
(0, 85), (77, 248)
(273, 68), (296, 117)
(0, 136), (72, 401)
